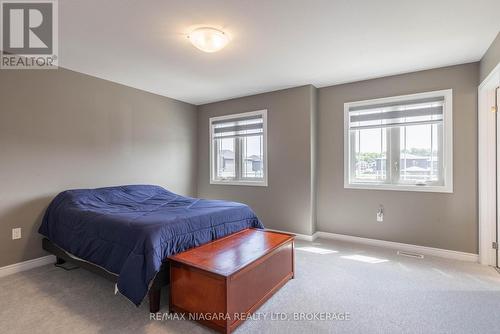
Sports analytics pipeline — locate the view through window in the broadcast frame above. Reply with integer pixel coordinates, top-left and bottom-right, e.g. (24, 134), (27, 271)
(211, 110), (267, 185)
(346, 90), (452, 192)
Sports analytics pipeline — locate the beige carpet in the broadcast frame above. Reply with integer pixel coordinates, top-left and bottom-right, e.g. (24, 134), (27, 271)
(1, 238), (500, 334)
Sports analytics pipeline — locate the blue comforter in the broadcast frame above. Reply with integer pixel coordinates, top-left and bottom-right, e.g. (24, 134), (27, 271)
(38, 185), (264, 305)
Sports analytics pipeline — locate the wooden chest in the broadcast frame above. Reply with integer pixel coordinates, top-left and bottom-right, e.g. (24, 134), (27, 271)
(168, 228), (295, 334)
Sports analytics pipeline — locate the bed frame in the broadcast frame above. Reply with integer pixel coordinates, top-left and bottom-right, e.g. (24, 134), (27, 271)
(42, 238), (169, 313)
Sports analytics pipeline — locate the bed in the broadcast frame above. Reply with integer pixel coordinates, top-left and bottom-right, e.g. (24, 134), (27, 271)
(38, 185), (264, 311)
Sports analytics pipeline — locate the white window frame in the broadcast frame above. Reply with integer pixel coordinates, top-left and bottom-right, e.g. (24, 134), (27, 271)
(344, 89), (453, 193)
(209, 110), (268, 186)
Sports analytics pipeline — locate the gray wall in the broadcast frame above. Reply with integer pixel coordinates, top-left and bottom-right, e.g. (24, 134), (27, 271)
(316, 63), (479, 253)
(0, 60), (483, 268)
(197, 64), (478, 253)
(480, 32), (500, 83)
(197, 86), (317, 236)
(0, 68), (197, 267)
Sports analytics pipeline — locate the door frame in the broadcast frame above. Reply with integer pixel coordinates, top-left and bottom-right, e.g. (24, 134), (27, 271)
(478, 62), (500, 266)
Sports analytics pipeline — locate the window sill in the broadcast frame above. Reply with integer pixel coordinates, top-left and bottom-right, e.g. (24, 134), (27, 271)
(210, 180), (268, 187)
(344, 183), (453, 193)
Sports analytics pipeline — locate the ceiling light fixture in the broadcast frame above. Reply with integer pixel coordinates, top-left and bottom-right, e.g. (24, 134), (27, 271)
(187, 27), (229, 53)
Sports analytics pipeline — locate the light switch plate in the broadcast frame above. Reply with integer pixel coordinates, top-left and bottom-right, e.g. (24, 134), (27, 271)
(12, 228), (21, 240)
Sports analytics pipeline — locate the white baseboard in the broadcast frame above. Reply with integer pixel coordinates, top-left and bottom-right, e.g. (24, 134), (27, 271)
(0, 230), (480, 279)
(265, 228), (316, 241)
(314, 231), (479, 263)
(0, 255), (56, 278)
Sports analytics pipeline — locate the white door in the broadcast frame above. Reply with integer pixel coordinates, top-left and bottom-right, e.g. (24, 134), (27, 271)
(479, 64), (500, 267)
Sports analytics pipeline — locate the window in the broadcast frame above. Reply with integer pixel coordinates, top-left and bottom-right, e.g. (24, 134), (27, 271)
(344, 90), (453, 192)
(210, 110), (267, 186)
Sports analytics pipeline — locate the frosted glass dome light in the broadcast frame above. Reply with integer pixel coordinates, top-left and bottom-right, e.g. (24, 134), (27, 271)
(188, 27), (229, 53)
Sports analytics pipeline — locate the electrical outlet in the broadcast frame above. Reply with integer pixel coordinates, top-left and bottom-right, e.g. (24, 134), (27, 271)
(377, 206), (384, 222)
(12, 228), (21, 240)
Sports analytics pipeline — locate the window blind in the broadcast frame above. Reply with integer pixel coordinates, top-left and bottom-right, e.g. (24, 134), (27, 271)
(212, 114), (264, 139)
(349, 96), (444, 130)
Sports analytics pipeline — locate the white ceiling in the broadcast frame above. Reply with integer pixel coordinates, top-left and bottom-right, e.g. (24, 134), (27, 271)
(59, 0), (500, 105)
